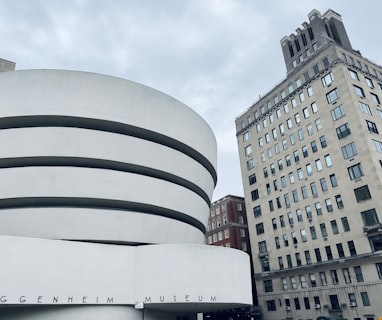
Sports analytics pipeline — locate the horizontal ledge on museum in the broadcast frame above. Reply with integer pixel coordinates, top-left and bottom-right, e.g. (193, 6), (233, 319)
(0, 115), (217, 185)
(0, 196), (206, 234)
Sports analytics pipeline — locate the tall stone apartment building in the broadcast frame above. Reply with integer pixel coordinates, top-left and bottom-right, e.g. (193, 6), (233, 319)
(236, 9), (382, 320)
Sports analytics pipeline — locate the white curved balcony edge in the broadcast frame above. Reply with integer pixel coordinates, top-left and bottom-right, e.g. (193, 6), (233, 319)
(0, 235), (253, 312)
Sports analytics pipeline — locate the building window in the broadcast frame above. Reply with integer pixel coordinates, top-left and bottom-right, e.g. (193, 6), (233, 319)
(253, 205), (261, 217)
(305, 250), (312, 264)
(258, 240), (267, 253)
(325, 198), (333, 212)
(278, 256), (284, 269)
(286, 254), (293, 268)
(369, 234), (382, 252)
(296, 253), (302, 267)
(319, 135), (327, 148)
(283, 233), (289, 246)
(342, 268), (351, 283)
(285, 155), (291, 166)
(325, 245), (333, 260)
(246, 159), (255, 170)
(301, 186), (308, 199)
(264, 279), (273, 292)
(314, 248), (322, 262)
(275, 236), (280, 249)
(376, 263), (382, 279)
(280, 215), (285, 227)
(331, 220), (339, 234)
(293, 150), (300, 163)
(304, 297), (311, 310)
(270, 163), (276, 174)
(366, 120), (379, 134)
(305, 206), (312, 220)
(331, 270), (339, 284)
(342, 142), (357, 159)
(348, 69), (359, 80)
(281, 277), (288, 290)
(289, 277), (297, 290)
(249, 173), (257, 185)
(354, 185), (372, 202)
(282, 138), (288, 150)
(290, 133), (296, 145)
(256, 223), (264, 235)
(324, 154), (332, 167)
(327, 88), (340, 103)
(289, 172), (295, 184)
(284, 193), (290, 207)
(297, 167), (304, 180)
(273, 180), (278, 191)
(335, 195), (344, 209)
(330, 174), (338, 187)
(354, 266), (364, 282)
(341, 217), (350, 232)
(306, 123), (313, 136)
(336, 123), (351, 139)
(315, 118), (322, 130)
(310, 226), (317, 240)
(319, 272), (327, 286)
(371, 92), (381, 105)
(360, 292), (370, 306)
(331, 104), (345, 120)
(272, 128), (277, 139)
(348, 163), (364, 180)
(311, 102), (318, 113)
(301, 229), (307, 242)
(276, 197), (282, 208)
(288, 212), (294, 225)
(311, 140), (318, 152)
(269, 200), (274, 211)
(315, 202), (322, 215)
(320, 223), (328, 237)
(294, 113), (301, 124)
(360, 101), (372, 115)
(251, 189), (259, 201)
(320, 178), (328, 191)
(348, 240), (357, 256)
(313, 64), (319, 74)
(373, 139), (382, 153)
(302, 145), (308, 157)
(322, 72), (334, 87)
(307, 86), (313, 97)
(266, 300), (276, 311)
(294, 297), (301, 310)
(310, 182), (318, 197)
(361, 208), (379, 226)
(336, 243), (345, 258)
(298, 128), (305, 141)
(354, 85), (365, 98)
(292, 190), (298, 202)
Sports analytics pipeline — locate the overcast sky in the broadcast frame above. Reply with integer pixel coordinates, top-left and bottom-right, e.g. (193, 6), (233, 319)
(1, 0), (381, 201)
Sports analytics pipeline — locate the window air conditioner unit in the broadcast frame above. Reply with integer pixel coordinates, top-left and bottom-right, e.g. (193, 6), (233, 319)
(314, 304), (321, 309)
(286, 306), (291, 311)
(349, 302), (357, 307)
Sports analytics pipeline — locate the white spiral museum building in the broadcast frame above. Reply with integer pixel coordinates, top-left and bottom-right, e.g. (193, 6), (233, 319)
(0, 67), (252, 320)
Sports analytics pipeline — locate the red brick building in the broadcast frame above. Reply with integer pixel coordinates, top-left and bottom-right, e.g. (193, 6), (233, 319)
(206, 195), (251, 253)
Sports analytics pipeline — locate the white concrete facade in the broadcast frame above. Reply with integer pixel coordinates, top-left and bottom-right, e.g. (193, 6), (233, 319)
(0, 69), (252, 319)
